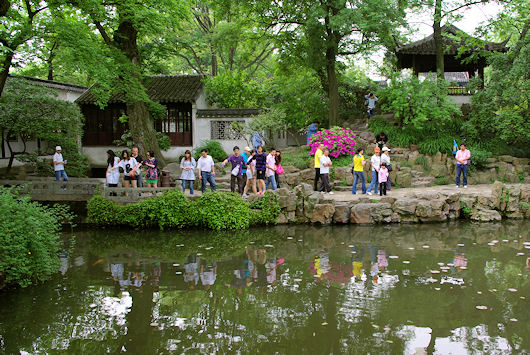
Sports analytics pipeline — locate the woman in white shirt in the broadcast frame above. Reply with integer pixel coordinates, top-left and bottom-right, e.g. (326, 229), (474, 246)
(106, 150), (120, 187)
(112, 150), (139, 189)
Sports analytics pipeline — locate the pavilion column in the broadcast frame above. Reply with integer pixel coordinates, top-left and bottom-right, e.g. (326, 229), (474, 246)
(478, 66), (485, 89)
(412, 55), (420, 77)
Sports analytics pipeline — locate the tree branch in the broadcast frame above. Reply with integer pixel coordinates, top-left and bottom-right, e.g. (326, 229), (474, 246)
(443, 1), (489, 18)
(92, 20), (112, 47)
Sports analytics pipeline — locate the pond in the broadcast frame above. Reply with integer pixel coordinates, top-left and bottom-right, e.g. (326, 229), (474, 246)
(0, 222), (529, 354)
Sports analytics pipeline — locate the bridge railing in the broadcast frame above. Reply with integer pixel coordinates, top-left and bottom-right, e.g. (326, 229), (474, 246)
(102, 187), (176, 203)
(0, 179), (178, 203)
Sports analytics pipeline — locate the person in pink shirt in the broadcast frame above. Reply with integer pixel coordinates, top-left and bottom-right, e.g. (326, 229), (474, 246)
(455, 143), (471, 188)
(265, 148), (277, 190)
(378, 163), (389, 196)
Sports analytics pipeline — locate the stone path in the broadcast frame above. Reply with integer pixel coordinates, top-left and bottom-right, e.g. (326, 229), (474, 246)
(325, 184), (496, 203)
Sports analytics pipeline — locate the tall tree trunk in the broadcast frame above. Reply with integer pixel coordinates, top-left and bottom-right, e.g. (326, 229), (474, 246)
(211, 52), (218, 76)
(326, 57), (339, 128)
(0, 51), (14, 97)
(0, 0), (8, 16)
(434, 0), (444, 79)
(113, 18), (166, 166)
(127, 101), (165, 165)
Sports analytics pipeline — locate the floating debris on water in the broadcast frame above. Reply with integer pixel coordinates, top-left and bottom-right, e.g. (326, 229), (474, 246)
(389, 255), (399, 259)
(89, 304), (97, 308)
(264, 244), (274, 248)
(150, 322), (158, 327)
(477, 291), (482, 294)
(172, 263), (180, 267)
(321, 322), (328, 326)
(437, 262), (445, 266)
(508, 288), (517, 292)
(422, 245), (430, 249)
(509, 318), (518, 322)
(520, 296), (526, 300)
(408, 247), (415, 250)
(502, 240), (509, 242)
(403, 260), (410, 264)
(516, 253), (525, 256)
(457, 243), (465, 247)
(488, 243), (496, 246)
(460, 266), (467, 270)
(476, 305), (488, 310)
(430, 270), (440, 274)
(175, 271), (182, 275)
(287, 237), (293, 240)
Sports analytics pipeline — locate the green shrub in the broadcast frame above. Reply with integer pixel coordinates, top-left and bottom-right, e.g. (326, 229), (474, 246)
(249, 191), (280, 225)
(415, 156), (430, 171)
(194, 140), (228, 162)
(0, 187), (74, 288)
(435, 176), (449, 185)
(88, 189), (281, 230)
(87, 194), (117, 225)
(467, 145), (492, 171)
(193, 192), (253, 230)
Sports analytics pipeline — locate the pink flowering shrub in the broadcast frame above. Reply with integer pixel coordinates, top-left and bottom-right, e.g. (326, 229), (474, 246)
(308, 127), (356, 158)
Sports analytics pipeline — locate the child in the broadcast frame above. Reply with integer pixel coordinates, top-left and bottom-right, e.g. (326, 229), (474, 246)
(378, 163), (389, 196)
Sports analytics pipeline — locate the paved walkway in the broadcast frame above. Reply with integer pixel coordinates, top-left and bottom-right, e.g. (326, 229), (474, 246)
(324, 184), (497, 203)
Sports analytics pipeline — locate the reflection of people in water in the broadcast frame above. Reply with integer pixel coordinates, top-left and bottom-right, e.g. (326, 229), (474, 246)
(351, 245), (365, 281)
(377, 249), (388, 272)
(200, 260), (217, 290)
(59, 251), (70, 276)
(312, 251), (331, 278)
(243, 247), (256, 281)
(369, 244), (380, 284)
(452, 245), (467, 273)
(226, 269), (247, 295)
(184, 254), (200, 290)
(255, 249), (268, 287)
(151, 262), (161, 290)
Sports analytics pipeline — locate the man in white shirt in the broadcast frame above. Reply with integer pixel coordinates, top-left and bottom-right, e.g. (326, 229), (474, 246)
(53, 146), (68, 189)
(197, 149), (217, 193)
(366, 146), (381, 195)
(265, 148), (277, 190)
(319, 149), (333, 194)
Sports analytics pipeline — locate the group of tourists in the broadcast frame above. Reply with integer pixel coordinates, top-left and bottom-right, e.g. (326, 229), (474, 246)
(105, 146), (160, 189)
(180, 145), (283, 197)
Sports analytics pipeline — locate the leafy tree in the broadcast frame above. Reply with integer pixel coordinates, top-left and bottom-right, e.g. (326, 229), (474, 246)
(251, 0), (405, 127)
(48, 0), (188, 166)
(0, 0), (48, 95)
(0, 78), (88, 175)
(203, 70), (267, 108)
(169, 0), (275, 77)
(467, 26), (529, 146)
(378, 72), (461, 129)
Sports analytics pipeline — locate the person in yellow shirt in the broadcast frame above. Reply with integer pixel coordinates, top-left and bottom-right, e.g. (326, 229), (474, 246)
(314, 143), (324, 191)
(352, 147), (366, 194)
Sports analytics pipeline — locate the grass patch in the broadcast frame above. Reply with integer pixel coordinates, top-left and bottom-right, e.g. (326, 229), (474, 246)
(401, 162), (413, 168)
(415, 156), (430, 171)
(281, 148), (312, 170)
(435, 176), (449, 185)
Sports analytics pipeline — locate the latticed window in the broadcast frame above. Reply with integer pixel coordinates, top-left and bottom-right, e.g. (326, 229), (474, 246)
(210, 121), (244, 140)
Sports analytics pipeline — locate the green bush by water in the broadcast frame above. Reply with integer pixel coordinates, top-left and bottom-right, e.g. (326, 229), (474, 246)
(0, 187), (74, 288)
(193, 140), (228, 162)
(87, 190), (280, 231)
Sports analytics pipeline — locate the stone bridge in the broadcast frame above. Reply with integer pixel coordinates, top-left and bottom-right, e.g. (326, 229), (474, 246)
(0, 178), (174, 203)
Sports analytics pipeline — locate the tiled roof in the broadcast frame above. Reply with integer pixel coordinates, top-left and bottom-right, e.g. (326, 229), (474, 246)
(76, 75), (206, 104)
(8, 75), (87, 92)
(197, 108), (260, 118)
(396, 25), (508, 55)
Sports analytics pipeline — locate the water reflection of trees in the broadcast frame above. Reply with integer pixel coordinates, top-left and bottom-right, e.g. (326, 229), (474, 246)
(0, 221), (527, 353)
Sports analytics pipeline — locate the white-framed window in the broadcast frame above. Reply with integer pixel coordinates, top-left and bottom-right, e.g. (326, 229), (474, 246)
(210, 120), (244, 140)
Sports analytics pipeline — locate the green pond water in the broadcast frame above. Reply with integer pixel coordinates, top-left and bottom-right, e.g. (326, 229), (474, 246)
(1, 222), (529, 354)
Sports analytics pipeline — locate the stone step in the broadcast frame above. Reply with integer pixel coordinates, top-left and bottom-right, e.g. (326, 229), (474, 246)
(334, 185), (351, 192)
(411, 177), (435, 188)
